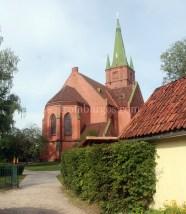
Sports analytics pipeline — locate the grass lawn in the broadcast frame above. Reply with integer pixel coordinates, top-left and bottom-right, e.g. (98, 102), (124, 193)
(25, 162), (60, 171)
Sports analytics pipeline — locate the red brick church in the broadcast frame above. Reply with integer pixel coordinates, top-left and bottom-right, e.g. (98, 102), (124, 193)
(42, 19), (144, 160)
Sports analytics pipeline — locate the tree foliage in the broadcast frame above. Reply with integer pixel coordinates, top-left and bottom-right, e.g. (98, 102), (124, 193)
(0, 35), (22, 135)
(161, 39), (186, 84)
(0, 125), (48, 162)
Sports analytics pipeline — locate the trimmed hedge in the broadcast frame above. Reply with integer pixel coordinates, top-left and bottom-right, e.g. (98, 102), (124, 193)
(61, 141), (156, 213)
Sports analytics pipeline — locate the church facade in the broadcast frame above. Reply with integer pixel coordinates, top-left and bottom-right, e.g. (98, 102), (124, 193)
(42, 19), (144, 160)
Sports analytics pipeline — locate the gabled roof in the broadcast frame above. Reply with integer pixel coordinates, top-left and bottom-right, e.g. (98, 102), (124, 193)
(47, 71), (137, 108)
(47, 85), (88, 106)
(79, 73), (118, 107)
(108, 85), (133, 107)
(120, 77), (186, 139)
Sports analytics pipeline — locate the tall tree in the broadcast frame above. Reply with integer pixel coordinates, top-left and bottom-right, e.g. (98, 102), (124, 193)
(0, 35), (22, 135)
(161, 39), (186, 84)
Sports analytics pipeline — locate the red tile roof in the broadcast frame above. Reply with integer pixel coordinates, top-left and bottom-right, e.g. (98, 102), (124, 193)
(47, 72), (137, 108)
(79, 73), (118, 107)
(80, 73), (136, 107)
(81, 122), (107, 137)
(120, 77), (186, 139)
(108, 86), (133, 107)
(47, 85), (88, 106)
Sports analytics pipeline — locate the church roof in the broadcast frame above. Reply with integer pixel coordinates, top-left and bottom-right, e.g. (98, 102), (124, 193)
(81, 122), (107, 137)
(47, 71), (137, 108)
(47, 85), (88, 106)
(108, 85), (134, 107)
(81, 72), (140, 108)
(79, 73), (118, 107)
(120, 77), (186, 139)
(80, 73), (139, 108)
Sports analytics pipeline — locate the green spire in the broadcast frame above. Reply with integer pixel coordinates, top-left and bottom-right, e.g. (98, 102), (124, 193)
(112, 18), (128, 67)
(130, 57), (134, 70)
(106, 55), (111, 70)
(116, 18), (120, 28)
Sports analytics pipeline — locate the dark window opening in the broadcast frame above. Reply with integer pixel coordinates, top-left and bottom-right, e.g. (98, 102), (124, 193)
(64, 113), (72, 136)
(50, 114), (56, 136)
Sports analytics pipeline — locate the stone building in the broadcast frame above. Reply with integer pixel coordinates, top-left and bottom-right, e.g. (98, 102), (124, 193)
(42, 19), (144, 160)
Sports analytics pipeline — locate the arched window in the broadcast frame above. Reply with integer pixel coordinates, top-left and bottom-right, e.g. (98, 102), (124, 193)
(50, 114), (56, 136)
(64, 113), (72, 136)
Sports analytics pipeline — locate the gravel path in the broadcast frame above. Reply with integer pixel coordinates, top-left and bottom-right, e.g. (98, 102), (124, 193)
(0, 170), (86, 214)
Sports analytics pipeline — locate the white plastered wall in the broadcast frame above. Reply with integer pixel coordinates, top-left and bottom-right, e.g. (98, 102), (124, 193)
(153, 135), (186, 208)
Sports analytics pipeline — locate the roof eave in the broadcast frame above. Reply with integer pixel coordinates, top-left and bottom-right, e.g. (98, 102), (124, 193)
(81, 136), (118, 147)
(46, 101), (89, 107)
(121, 129), (186, 143)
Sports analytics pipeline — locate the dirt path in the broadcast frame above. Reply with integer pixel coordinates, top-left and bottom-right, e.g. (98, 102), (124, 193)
(0, 170), (86, 214)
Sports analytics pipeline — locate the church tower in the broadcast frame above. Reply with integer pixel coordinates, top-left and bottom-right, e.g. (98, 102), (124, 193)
(105, 19), (135, 89)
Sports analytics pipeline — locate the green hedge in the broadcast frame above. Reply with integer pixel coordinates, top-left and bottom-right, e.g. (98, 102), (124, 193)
(61, 141), (156, 213)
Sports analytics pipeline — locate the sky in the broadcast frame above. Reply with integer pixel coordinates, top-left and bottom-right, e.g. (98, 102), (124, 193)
(0, 0), (186, 129)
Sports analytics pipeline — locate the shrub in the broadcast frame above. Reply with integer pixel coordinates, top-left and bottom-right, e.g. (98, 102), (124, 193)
(61, 141), (156, 213)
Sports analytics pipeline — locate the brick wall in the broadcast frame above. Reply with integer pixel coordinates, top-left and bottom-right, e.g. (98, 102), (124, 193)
(105, 66), (135, 89)
(65, 69), (107, 123)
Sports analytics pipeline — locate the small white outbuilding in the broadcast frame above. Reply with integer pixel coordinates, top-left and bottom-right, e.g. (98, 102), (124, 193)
(121, 77), (186, 208)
